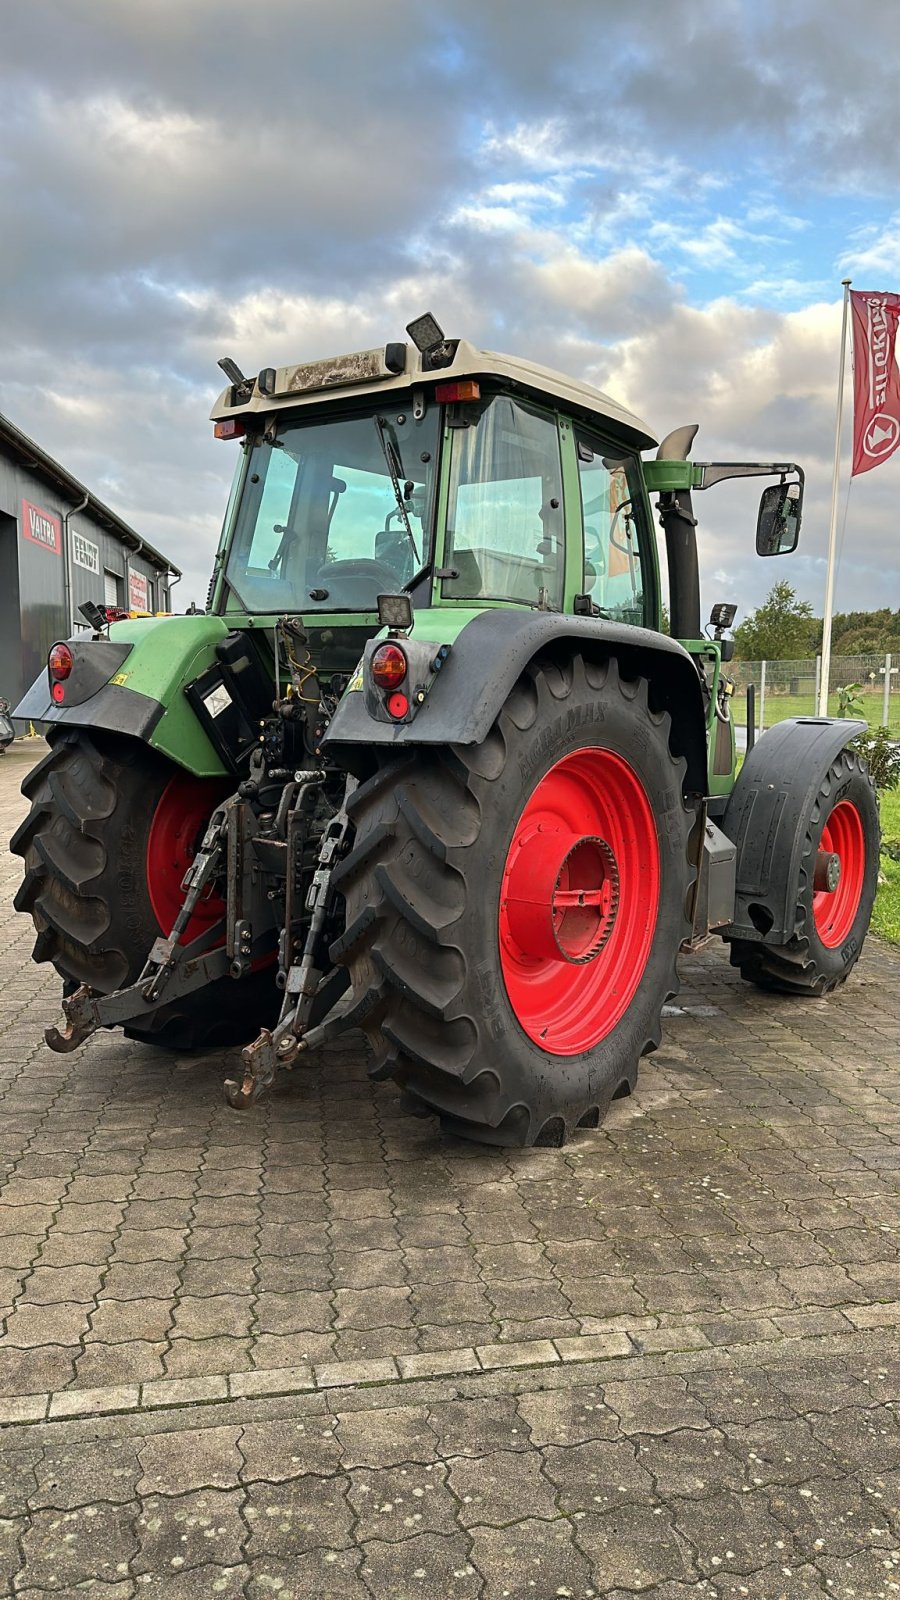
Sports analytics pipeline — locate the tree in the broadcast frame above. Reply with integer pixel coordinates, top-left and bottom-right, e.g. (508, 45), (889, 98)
(733, 581), (815, 660)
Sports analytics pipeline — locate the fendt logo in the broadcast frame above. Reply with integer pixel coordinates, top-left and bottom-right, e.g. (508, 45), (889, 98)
(863, 413), (900, 459)
(21, 498), (61, 555)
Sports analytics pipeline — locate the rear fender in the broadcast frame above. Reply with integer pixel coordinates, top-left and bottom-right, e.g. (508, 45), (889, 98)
(13, 615), (233, 776)
(324, 609), (709, 794)
(721, 716), (866, 944)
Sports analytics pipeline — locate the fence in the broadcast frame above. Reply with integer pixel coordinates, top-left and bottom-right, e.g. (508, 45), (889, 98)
(729, 653), (899, 735)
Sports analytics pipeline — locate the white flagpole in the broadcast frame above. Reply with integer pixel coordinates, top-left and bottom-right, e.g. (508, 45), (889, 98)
(817, 278), (852, 716)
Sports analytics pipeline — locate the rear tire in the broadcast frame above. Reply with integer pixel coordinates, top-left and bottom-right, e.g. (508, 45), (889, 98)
(11, 729), (276, 1049)
(727, 748), (879, 996)
(333, 654), (695, 1146)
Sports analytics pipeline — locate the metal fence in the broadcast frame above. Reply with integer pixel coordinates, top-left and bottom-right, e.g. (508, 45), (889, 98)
(730, 653), (899, 733)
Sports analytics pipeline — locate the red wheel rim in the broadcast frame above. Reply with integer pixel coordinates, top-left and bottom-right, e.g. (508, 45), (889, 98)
(146, 774), (230, 943)
(499, 746), (660, 1055)
(813, 799), (866, 948)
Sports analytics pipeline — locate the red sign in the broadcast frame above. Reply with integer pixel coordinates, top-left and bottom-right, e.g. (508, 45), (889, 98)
(128, 570), (149, 611)
(850, 290), (900, 476)
(21, 498), (61, 555)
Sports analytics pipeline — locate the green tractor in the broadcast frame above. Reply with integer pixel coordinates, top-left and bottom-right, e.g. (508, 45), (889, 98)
(11, 315), (880, 1146)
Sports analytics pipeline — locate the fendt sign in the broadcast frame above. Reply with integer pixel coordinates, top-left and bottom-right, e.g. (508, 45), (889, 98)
(21, 498), (61, 555)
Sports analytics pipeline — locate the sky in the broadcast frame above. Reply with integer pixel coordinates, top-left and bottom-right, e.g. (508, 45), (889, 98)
(2, 0), (900, 620)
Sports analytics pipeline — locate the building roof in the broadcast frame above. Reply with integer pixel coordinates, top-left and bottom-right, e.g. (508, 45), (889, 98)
(0, 410), (181, 576)
(210, 337), (657, 449)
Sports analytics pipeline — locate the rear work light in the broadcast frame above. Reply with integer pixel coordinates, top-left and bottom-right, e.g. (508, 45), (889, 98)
(213, 417), (246, 440)
(48, 643), (73, 682)
(434, 379), (481, 403)
(370, 643), (408, 690)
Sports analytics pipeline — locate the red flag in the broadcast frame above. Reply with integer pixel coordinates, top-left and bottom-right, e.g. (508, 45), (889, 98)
(850, 290), (900, 475)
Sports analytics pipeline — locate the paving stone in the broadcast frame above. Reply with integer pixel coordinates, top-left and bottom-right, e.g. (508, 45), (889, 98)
(635, 1426), (746, 1497)
(137, 1426), (243, 1494)
(770, 1477), (897, 1561)
(334, 1285), (413, 1329)
(240, 1415), (343, 1480)
(671, 1487), (802, 1577)
(254, 1290), (334, 1335)
(244, 1472), (353, 1557)
(0, 1343), (77, 1397)
(163, 1335), (252, 1378)
(361, 1531), (482, 1599)
(2, 1299), (93, 1347)
(75, 1338), (168, 1387)
(808, 1403), (900, 1472)
(16, 1501), (139, 1588)
(449, 1447), (558, 1526)
(248, 1319), (332, 1359)
(427, 1395), (529, 1457)
(576, 1502), (696, 1590)
(335, 1405), (438, 1468)
(171, 1294), (253, 1340)
(135, 1486), (247, 1572)
(542, 1435), (651, 1512)
(347, 1461), (459, 1542)
(604, 1375), (709, 1435)
(517, 1384), (620, 1445)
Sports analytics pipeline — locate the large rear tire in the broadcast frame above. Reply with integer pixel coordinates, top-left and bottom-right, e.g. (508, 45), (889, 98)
(727, 747), (879, 996)
(11, 729), (276, 1049)
(333, 654), (695, 1146)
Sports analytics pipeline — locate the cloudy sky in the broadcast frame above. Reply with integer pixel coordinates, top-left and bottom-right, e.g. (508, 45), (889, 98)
(3, 0), (900, 617)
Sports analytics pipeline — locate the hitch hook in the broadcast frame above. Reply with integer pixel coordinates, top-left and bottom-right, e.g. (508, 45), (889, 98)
(44, 986), (98, 1054)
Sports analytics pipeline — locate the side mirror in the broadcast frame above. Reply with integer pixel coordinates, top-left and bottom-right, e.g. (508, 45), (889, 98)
(756, 480), (802, 556)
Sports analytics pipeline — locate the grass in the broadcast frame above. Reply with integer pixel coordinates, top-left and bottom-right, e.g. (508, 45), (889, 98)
(736, 691), (900, 738)
(873, 787), (900, 946)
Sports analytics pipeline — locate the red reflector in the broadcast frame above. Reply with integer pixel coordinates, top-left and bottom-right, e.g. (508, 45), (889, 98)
(387, 691), (409, 719)
(213, 417), (246, 440)
(371, 643), (408, 689)
(48, 643), (73, 681)
(51, 682), (66, 704)
(434, 379), (481, 403)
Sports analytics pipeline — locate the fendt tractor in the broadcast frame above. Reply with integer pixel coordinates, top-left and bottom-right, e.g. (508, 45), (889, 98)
(11, 315), (880, 1146)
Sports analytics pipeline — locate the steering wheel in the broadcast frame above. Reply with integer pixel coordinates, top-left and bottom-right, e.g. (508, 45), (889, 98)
(310, 558), (402, 597)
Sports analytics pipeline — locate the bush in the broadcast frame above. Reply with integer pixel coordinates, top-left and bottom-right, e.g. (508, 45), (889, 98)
(854, 726), (900, 793)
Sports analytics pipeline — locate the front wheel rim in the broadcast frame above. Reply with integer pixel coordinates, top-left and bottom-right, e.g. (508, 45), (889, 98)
(812, 799), (866, 948)
(499, 746), (661, 1055)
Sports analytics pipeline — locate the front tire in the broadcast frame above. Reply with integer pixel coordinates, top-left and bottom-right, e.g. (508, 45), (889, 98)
(727, 747), (879, 996)
(334, 655), (695, 1146)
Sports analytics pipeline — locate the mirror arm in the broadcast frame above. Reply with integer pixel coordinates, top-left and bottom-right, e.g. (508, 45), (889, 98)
(694, 462), (805, 492)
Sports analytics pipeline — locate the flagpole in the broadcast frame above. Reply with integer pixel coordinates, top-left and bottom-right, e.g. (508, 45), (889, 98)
(817, 277), (852, 716)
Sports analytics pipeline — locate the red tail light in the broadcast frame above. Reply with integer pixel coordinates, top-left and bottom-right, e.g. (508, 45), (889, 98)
(370, 643), (408, 689)
(48, 643), (73, 682)
(213, 417), (246, 440)
(434, 379), (481, 403)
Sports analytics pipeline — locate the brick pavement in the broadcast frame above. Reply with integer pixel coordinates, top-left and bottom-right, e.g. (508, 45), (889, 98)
(0, 737), (898, 1597)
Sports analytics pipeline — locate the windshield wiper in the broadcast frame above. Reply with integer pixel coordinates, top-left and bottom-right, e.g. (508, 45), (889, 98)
(374, 416), (420, 565)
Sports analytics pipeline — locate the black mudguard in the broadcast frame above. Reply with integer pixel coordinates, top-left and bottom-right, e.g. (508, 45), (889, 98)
(721, 716), (866, 945)
(14, 640), (163, 741)
(324, 609), (709, 792)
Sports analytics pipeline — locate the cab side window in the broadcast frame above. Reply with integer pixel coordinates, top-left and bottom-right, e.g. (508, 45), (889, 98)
(576, 436), (645, 625)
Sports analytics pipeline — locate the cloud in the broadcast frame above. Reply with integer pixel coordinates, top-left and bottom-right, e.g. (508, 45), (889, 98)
(1, 0), (897, 619)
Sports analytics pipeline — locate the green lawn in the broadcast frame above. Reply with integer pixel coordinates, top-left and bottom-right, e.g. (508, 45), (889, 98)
(874, 787), (900, 946)
(739, 692), (900, 738)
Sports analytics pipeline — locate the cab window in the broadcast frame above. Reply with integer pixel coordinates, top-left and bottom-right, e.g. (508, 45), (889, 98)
(442, 396), (564, 608)
(576, 435), (646, 625)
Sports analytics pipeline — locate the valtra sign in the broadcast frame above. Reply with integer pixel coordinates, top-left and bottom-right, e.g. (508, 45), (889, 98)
(850, 290), (900, 476)
(21, 499), (61, 555)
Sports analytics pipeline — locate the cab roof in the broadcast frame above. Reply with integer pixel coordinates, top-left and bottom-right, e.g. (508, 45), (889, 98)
(209, 337), (657, 450)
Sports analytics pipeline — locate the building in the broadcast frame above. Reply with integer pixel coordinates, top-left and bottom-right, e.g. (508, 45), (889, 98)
(0, 411), (180, 719)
